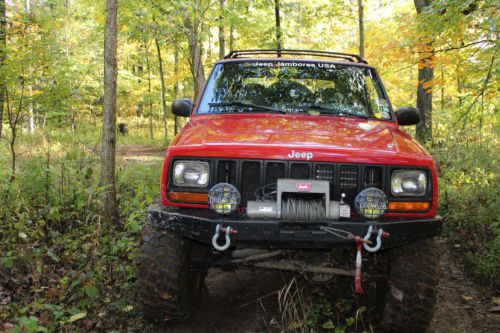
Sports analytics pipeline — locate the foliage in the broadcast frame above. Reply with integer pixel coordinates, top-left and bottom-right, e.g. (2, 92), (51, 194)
(430, 135), (499, 288)
(278, 277), (374, 333)
(0, 124), (162, 331)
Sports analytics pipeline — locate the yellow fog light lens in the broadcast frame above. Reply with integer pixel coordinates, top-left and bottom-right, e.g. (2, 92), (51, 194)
(208, 183), (241, 215)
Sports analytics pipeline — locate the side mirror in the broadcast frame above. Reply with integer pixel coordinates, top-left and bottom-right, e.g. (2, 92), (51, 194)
(172, 98), (194, 117)
(395, 106), (420, 126)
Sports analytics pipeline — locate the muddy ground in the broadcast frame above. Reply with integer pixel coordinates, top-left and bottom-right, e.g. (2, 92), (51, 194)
(159, 238), (499, 333)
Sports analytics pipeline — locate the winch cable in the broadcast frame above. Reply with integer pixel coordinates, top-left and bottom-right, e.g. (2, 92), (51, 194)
(281, 198), (325, 221)
(254, 183), (277, 201)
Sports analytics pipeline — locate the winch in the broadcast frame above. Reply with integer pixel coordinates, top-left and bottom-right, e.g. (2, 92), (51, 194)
(246, 179), (351, 220)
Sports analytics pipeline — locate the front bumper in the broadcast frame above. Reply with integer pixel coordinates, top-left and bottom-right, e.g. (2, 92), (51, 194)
(147, 204), (442, 250)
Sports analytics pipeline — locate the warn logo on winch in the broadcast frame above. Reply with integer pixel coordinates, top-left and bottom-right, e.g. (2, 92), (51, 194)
(295, 182), (312, 192)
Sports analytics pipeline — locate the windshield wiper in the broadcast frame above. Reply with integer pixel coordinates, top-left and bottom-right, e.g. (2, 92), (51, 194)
(209, 101), (287, 114)
(305, 105), (369, 119)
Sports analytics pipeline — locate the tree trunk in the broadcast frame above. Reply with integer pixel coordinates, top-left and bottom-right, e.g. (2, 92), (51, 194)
(144, 41), (153, 139)
(229, 23), (235, 51)
(218, 0), (225, 59)
(183, 10), (206, 100)
(440, 67), (444, 111)
(0, 0), (6, 143)
(274, 0), (282, 55)
(154, 36), (168, 141)
(414, 0), (434, 142)
(101, 0), (119, 224)
(295, 1), (301, 46)
(24, 0), (34, 134)
(185, 24), (206, 99)
(174, 47), (179, 135)
(357, 0), (365, 58)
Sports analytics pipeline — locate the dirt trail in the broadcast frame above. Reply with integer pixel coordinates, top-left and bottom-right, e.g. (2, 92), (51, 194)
(157, 238), (499, 333)
(116, 144), (165, 164)
(428, 238), (499, 333)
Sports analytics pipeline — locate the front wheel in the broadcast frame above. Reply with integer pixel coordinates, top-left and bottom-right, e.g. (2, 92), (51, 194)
(136, 224), (206, 322)
(380, 238), (440, 333)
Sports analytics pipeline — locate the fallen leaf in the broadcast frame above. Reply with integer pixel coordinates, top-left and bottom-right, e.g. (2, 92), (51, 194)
(461, 295), (473, 302)
(68, 312), (87, 323)
(2, 322), (14, 329)
(489, 306), (500, 313)
(492, 297), (500, 305)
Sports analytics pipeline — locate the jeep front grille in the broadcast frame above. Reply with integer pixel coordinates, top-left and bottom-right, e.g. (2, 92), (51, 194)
(211, 159), (385, 205)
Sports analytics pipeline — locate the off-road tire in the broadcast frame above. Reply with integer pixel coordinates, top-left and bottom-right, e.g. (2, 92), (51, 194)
(381, 238), (440, 333)
(136, 223), (206, 322)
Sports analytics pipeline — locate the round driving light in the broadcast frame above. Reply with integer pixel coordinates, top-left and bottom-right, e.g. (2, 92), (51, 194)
(354, 187), (388, 219)
(208, 183), (241, 215)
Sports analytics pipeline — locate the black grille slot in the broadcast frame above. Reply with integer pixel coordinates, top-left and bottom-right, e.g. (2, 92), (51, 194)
(217, 160), (237, 184)
(266, 162), (286, 184)
(339, 165), (359, 204)
(290, 163), (310, 179)
(240, 161), (261, 202)
(364, 167), (383, 189)
(315, 164), (335, 181)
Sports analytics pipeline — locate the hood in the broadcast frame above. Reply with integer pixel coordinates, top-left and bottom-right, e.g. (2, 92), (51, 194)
(172, 114), (430, 164)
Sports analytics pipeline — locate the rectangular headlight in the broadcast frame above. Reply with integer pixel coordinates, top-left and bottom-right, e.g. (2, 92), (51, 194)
(173, 161), (209, 187)
(391, 170), (427, 196)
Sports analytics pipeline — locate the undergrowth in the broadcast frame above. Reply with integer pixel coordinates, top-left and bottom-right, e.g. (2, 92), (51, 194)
(430, 136), (499, 288)
(0, 122), (163, 332)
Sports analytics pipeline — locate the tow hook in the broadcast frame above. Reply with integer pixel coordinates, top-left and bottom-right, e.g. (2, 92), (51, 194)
(363, 225), (390, 253)
(212, 224), (238, 251)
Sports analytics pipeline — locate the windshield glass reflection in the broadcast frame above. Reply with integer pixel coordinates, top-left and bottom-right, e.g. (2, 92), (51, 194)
(198, 61), (392, 120)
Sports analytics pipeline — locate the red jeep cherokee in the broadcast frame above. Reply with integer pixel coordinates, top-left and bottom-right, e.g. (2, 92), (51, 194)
(137, 50), (442, 332)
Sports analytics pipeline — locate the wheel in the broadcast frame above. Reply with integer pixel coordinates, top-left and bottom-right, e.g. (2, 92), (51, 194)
(136, 223), (207, 322)
(380, 238), (440, 333)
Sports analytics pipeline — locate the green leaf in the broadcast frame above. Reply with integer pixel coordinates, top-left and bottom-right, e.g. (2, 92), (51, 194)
(322, 319), (335, 329)
(85, 285), (99, 299)
(47, 250), (60, 263)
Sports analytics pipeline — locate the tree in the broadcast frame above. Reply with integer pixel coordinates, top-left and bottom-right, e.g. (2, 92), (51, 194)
(357, 0), (364, 58)
(101, 0), (119, 224)
(414, 0), (434, 142)
(143, 40), (154, 139)
(24, 0), (34, 134)
(183, 4), (207, 98)
(274, 0), (282, 54)
(218, 0), (225, 59)
(0, 0), (5, 142)
(154, 34), (168, 141)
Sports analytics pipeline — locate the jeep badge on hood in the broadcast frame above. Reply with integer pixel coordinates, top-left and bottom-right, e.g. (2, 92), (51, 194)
(288, 150), (313, 160)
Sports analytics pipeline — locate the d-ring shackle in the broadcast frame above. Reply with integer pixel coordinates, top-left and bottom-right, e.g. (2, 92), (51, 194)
(212, 224), (233, 251)
(363, 225), (385, 253)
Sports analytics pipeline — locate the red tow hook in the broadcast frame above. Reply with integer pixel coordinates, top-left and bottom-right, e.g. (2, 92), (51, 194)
(220, 227), (238, 235)
(354, 236), (364, 294)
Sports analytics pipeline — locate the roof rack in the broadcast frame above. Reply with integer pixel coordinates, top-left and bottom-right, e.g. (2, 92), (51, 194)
(224, 49), (368, 64)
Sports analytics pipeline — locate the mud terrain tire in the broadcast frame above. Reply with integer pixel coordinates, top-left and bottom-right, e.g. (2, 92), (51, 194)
(136, 223), (206, 322)
(381, 238), (440, 333)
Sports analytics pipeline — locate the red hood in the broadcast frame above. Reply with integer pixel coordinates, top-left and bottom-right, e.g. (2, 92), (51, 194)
(171, 114), (431, 165)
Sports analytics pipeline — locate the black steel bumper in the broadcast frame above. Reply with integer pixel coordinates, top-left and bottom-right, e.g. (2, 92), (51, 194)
(147, 204), (442, 250)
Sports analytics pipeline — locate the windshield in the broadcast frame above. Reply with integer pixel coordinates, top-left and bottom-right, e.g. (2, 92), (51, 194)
(197, 61), (393, 120)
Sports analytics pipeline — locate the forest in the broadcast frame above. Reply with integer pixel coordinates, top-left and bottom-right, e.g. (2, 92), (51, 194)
(0, 0), (498, 332)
